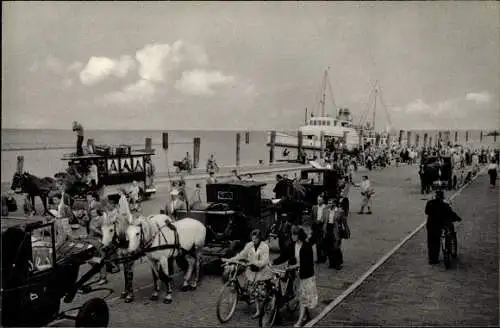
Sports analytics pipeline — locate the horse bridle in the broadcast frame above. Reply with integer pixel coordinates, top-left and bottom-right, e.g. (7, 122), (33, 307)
(136, 219), (180, 258)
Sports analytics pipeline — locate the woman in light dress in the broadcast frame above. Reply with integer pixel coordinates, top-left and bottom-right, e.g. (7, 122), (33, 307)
(224, 229), (273, 319)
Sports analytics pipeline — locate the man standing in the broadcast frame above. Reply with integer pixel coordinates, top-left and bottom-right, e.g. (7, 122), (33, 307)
(72, 121), (84, 156)
(310, 194), (328, 263)
(273, 174), (288, 199)
(357, 175), (373, 214)
(425, 189), (461, 264)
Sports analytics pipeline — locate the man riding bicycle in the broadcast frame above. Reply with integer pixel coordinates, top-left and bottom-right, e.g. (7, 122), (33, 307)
(425, 189), (462, 265)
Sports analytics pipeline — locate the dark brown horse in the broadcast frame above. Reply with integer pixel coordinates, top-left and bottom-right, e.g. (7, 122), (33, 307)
(11, 172), (57, 215)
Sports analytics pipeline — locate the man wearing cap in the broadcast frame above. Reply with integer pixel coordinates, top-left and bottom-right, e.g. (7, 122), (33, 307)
(167, 189), (187, 220)
(425, 189), (461, 265)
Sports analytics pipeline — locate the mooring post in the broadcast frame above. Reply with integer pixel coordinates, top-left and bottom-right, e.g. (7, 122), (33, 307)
(193, 137), (201, 169)
(269, 131), (276, 165)
(16, 155), (24, 174)
(320, 131), (325, 160)
(87, 138), (95, 154)
(235, 133), (241, 168)
(145, 137), (152, 152)
(297, 131), (303, 162)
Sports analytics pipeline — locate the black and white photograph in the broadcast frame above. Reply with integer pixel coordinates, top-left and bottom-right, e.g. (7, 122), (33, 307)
(1, 1), (498, 327)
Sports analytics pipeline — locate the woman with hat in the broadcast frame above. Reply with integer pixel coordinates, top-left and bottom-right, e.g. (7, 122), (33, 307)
(223, 229), (272, 319)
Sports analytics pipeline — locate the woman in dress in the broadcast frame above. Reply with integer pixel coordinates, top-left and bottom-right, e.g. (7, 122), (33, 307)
(224, 229), (273, 319)
(286, 226), (318, 327)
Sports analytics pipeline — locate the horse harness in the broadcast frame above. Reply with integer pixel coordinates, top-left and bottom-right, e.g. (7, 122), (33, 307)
(138, 218), (194, 258)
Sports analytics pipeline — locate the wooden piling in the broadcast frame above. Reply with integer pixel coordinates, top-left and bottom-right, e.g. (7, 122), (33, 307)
(320, 131), (325, 159)
(162, 132), (169, 150)
(193, 137), (201, 168)
(87, 138), (95, 154)
(423, 133), (428, 147)
(297, 131), (303, 162)
(16, 155), (24, 174)
(145, 138), (152, 152)
(269, 131), (276, 164)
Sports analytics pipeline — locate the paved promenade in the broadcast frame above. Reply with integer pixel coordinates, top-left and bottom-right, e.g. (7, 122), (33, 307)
(313, 173), (499, 327)
(58, 163), (440, 327)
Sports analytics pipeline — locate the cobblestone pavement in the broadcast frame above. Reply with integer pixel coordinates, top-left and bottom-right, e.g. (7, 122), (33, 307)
(315, 173), (499, 327)
(6, 162), (473, 327)
(52, 163), (438, 328)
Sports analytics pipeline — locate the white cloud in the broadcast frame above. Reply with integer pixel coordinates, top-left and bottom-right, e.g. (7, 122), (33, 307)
(404, 99), (432, 113)
(135, 44), (173, 82)
(175, 69), (235, 96)
(465, 92), (492, 104)
(79, 55), (136, 85)
(101, 79), (156, 105)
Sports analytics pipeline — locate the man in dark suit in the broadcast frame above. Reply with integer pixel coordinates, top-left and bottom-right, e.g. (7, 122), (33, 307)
(310, 194), (328, 263)
(425, 189), (461, 264)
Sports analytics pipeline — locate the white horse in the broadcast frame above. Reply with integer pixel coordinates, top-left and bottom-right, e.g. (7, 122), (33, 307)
(127, 214), (206, 303)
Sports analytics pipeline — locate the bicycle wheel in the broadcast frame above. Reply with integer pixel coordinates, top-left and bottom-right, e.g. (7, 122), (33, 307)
(443, 237), (451, 269)
(216, 282), (239, 323)
(286, 278), (300, 313)
(259, 293), (278, 328)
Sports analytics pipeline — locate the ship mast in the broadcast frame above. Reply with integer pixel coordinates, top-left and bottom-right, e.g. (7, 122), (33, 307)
(372, 82), (378, 131)
(320, 69), (328, 117)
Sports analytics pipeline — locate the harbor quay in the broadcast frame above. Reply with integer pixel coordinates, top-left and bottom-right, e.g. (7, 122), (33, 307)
(314, 173), (498, 327)
(48, 162), (491, 327)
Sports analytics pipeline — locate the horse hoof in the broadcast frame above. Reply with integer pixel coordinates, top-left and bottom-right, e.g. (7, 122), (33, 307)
(125, 295), (134, 303)
(150, 294), (159, 301)
(163, 298), (172, 304)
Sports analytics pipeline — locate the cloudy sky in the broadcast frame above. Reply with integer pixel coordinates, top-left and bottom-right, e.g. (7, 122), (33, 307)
(3, 1), (499, 130)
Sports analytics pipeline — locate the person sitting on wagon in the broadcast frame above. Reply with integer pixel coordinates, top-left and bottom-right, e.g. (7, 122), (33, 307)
(167, 189), (187, 220)
(87, 160), (99, 191)
(83, 192), (101, 234)
(223, 229), (273, 319)
(129, 181), (140, 212)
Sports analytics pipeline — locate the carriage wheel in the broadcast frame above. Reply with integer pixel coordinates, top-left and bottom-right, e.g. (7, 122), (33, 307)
(75, 298), (109, 327)
(216, 282), (239, 323)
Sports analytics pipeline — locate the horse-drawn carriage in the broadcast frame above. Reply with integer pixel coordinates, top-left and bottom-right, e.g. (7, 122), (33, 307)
(178, 181), (275, 262)
(1, 216), (110, 327)
(298, 168), (341, 209)
(419, 155), (455, 194)
(60, 150), (156, 203)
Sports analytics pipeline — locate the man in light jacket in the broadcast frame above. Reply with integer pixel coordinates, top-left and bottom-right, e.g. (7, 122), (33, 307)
(310, 194), (328, 263)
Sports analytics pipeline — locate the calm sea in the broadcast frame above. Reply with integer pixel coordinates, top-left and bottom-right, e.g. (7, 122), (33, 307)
(1, 129), (272, 182)
(1, 129), (497, 183)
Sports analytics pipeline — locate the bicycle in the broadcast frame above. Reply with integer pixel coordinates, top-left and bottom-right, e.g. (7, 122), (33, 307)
(259, 267), (300, 328)
(441, 225), (457, 269)
(216, 259), (250, 323)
